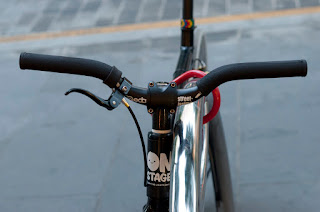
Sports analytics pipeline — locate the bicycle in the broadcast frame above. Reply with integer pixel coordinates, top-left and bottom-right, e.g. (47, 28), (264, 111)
(18, 0), (308, 211)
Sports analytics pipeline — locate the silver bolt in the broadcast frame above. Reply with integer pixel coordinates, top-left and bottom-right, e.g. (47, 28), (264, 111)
(112, 101), (117, 105)
(170, 109), (175, 114)
(148, 108), (154, 114)
(149, 82), (154, 87)
(121, 86), (128, 92)
(170, 82), (176, 88)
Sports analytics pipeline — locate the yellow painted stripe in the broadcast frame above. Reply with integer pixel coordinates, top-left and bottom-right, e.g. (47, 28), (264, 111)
(1, 6), (320, 43)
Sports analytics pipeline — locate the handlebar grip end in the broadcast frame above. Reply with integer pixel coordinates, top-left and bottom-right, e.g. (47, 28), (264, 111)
(300, 59), (308, 77)
(19, 52), (28, 70)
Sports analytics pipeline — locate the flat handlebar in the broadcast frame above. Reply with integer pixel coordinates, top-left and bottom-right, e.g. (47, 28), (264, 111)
(19, 52), (308, 106)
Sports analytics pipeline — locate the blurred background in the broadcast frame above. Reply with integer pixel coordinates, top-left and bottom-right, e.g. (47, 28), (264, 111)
(0, 0), (319, 211)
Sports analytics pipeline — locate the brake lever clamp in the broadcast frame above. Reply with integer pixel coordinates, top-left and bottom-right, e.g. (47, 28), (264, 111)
(65, 77), (132, 111)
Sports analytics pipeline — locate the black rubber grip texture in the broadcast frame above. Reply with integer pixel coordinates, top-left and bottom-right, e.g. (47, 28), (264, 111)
(19, 52), (122, 88)
(197, 60), (307, 96)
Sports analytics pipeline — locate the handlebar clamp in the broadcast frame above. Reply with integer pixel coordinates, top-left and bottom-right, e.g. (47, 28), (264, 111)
(146, 82), (178, 113)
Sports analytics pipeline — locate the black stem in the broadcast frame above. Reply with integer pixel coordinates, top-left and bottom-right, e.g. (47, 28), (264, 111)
(152, 108), (170, 130)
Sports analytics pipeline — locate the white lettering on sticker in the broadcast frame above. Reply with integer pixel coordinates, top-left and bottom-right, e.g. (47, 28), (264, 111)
(147, 151), (171, 183)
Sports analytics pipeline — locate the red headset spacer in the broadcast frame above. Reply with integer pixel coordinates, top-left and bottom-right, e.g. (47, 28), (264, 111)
(172, 70), (221, 124)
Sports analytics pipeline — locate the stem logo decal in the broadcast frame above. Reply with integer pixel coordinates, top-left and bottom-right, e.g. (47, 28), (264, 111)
(177, 96), (193, 106)
(126, 96), (147, 104)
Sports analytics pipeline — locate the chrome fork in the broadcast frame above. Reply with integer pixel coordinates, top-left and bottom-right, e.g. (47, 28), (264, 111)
(170, 82), (209, 212)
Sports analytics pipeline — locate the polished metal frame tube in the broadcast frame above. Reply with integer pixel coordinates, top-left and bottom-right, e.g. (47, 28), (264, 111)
(169, 81), (209, 212)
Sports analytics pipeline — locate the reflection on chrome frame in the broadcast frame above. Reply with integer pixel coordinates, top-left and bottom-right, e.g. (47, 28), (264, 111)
(170, 81), (209, 212)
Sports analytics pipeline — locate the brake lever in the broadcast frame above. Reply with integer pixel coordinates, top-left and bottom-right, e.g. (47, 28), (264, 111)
(65, 78), (132, 111)
(65, 88), (114, 110)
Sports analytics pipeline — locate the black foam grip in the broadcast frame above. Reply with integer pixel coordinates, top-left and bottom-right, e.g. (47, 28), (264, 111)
(197, 60), (307, 96)
(20, 52), (122, 88)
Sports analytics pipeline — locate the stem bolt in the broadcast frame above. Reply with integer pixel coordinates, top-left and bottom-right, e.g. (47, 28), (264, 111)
(149, 82), (154, 87)
(170, 82), (176, 88)
(121, 86), (128, 92)
(148, 108), (154, 114)
(170, 109), (175, 114)
(112, 101), (117, 105)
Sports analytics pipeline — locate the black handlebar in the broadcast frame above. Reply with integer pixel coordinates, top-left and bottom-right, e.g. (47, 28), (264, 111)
(19, 52), (122, 88)
(19, 52), (308, 106)
(197, 60), (307, 96)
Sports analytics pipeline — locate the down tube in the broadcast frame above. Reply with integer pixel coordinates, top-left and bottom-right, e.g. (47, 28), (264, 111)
(169, 82), (209, 212)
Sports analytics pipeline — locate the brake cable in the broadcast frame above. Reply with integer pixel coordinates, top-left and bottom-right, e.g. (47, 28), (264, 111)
(122, 99), (148, 187)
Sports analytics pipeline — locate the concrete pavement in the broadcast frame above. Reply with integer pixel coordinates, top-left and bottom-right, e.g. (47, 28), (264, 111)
(0, 2), (320, 212)
(1, 0), (320, 36)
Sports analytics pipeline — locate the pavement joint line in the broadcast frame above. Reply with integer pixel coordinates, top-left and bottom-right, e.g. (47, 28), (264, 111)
(202, 0), (210, 17)
(226, 0), (231, 14)
(112, 0), (126, 25)
(135, 0), (147, 23)
(271, 0), (277, 9)
(1, 6), (320, 44)
(158, 0), (167, 21)
(248, 0), (253, 13)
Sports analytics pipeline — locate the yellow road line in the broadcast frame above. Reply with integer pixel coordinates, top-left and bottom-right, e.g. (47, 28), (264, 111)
(1, 6), (320, 43)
